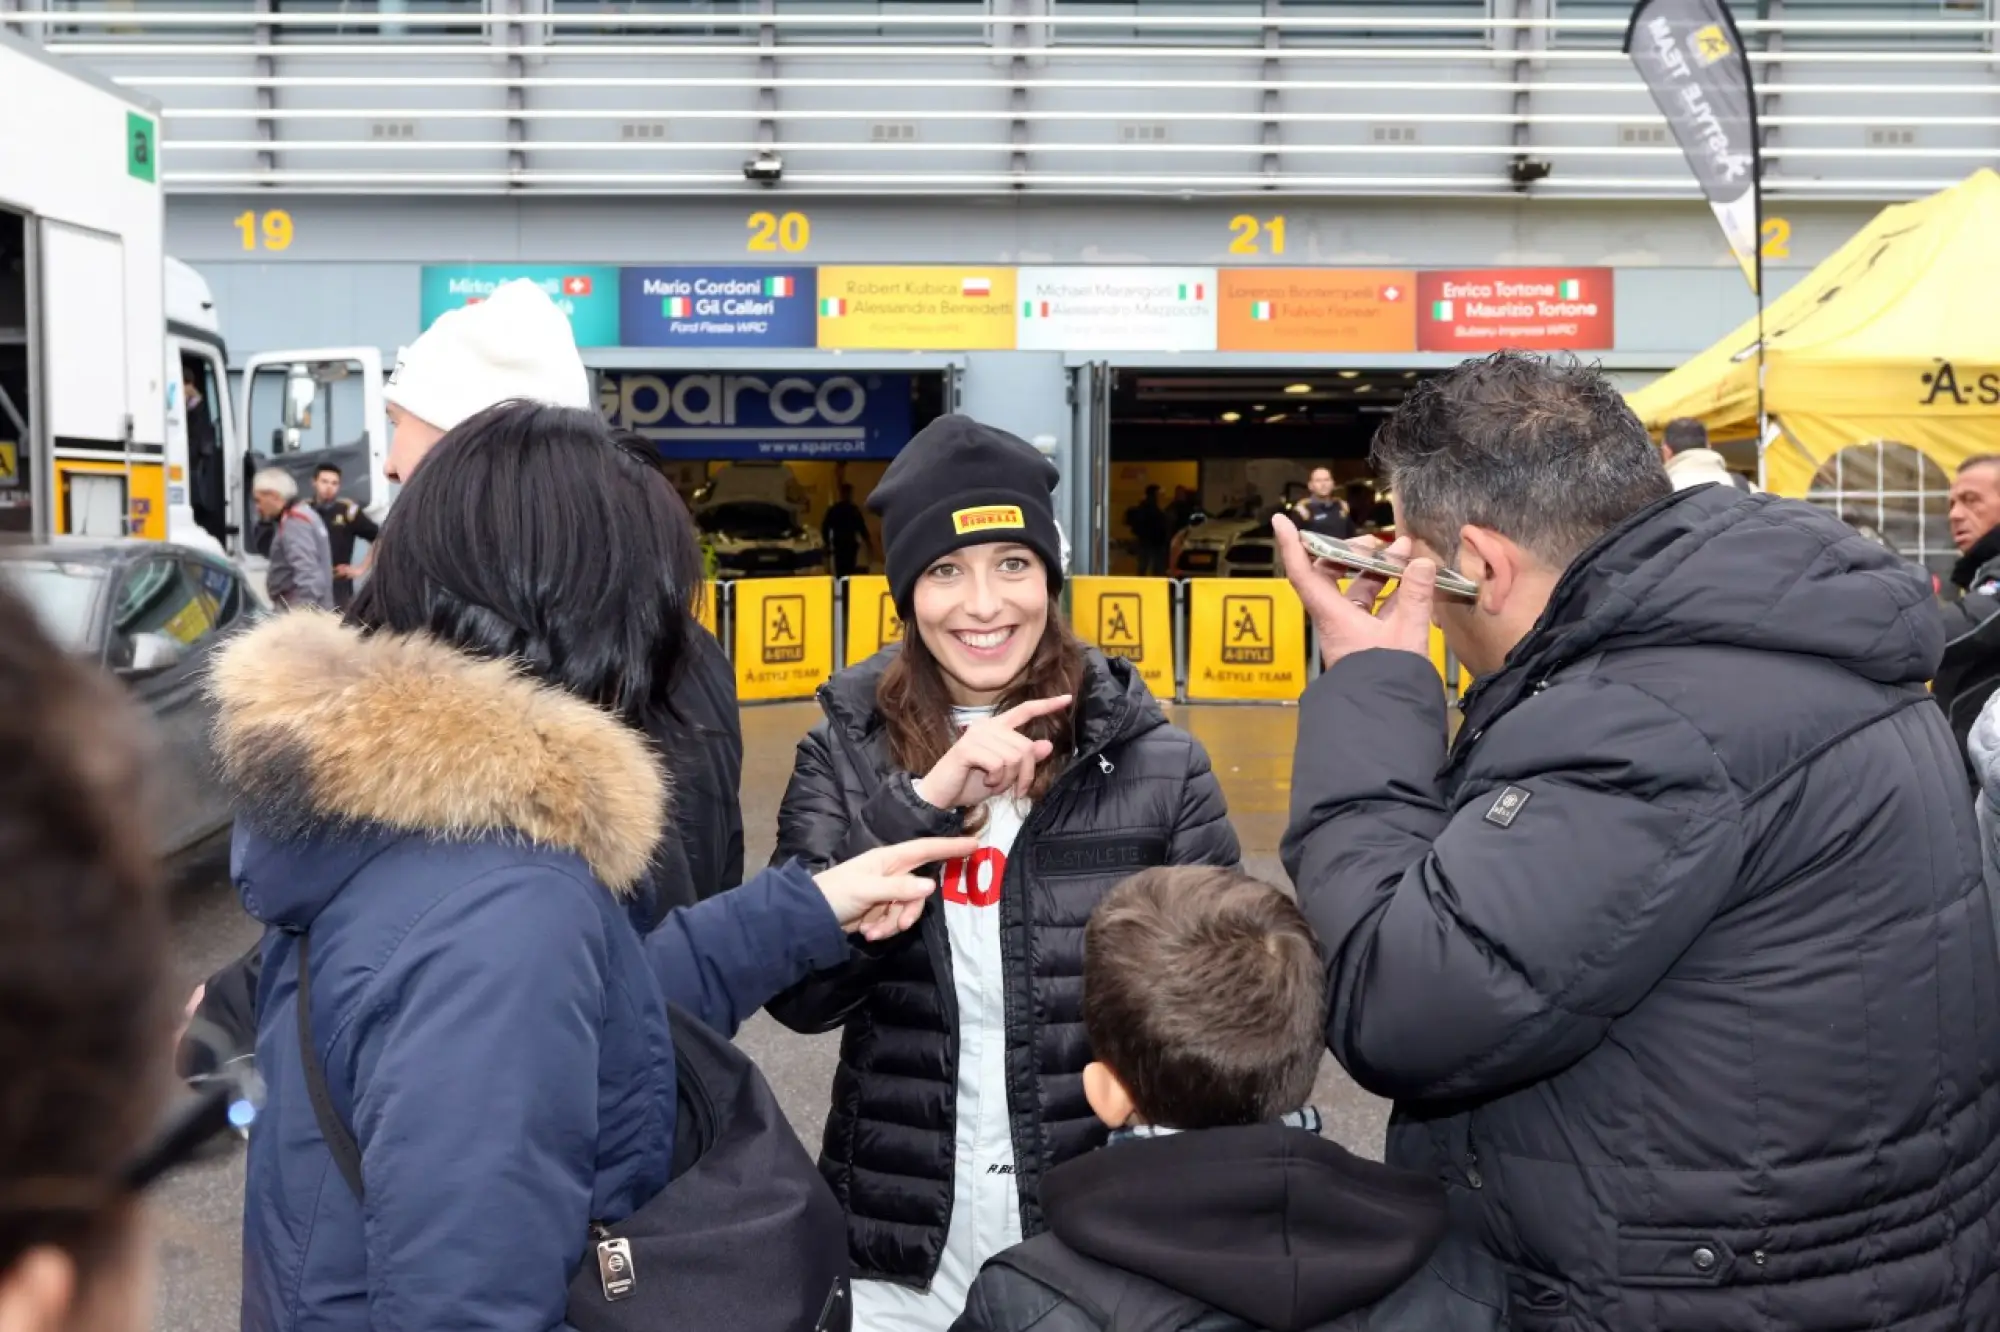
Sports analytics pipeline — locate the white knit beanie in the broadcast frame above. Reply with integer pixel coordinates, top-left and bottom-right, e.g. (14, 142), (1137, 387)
(385, 278), (593, 432)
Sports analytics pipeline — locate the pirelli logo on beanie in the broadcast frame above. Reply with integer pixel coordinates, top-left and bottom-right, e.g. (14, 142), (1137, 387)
(952, 505), (1026, 535)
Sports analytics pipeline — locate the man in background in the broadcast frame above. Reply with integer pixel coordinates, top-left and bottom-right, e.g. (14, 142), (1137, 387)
(822, 482), (874, 578)
(1292, 465), (1355, 539)
(253, 469), (335, 611)
(1126, 484), (1171, 575)
(1661, 418), (1753, 493)
(1932, 455), (2000, 773)
(309, 463), (381, 610)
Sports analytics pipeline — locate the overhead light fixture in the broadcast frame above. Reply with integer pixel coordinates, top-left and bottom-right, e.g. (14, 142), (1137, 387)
(1285, 383), (1313, 395)
(1220, 411), (1241, 423)
(1354, 384), (1372, 393)
(1402, 371), (1418, 379)
(1338, 371), (1361, 379)
(1251, 404), (1267, 412)
(1265, 412), (1289, 424)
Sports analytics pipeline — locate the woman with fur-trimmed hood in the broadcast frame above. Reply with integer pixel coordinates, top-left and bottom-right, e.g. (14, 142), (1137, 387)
(216, 403), (969, 1332)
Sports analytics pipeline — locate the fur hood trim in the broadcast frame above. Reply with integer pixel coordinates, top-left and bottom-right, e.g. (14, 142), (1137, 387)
(209, 612), (664, 892)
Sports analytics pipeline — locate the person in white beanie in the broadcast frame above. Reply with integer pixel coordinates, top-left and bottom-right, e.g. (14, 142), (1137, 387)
(383, 278), (595, 482)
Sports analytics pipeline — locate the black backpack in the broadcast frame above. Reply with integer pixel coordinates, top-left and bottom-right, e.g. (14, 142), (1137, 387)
(296, 933), (851, 1332)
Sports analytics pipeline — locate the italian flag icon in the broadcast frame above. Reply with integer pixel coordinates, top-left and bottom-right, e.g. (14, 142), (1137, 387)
(764, 276), (795, 297)
(819, 297), (847, 317)
(1177, 283), (1205, 301)
(1022, 300), (1051, 318)
(1249, 301), (1274, 321)
(664, 296), (692, 318)
(1432, 299), (1455, 321)
(1559, 279), (1582, 299)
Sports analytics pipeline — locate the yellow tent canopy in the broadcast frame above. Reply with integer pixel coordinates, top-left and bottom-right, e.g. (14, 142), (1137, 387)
(1627, 169), (2000, 498)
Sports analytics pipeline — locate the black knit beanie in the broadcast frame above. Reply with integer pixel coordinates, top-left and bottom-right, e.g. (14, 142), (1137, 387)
(870, 414), (1064, 610)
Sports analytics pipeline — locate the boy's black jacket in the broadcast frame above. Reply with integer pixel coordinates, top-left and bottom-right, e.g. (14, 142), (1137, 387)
(950, 1123), (1505, 1332)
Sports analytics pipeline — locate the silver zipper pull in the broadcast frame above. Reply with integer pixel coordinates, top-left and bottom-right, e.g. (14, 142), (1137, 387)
(596, 1235), (636, 1302)
(1098, 755), (1115, 775)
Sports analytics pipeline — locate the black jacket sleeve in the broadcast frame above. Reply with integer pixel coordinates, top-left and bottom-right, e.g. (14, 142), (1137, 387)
(178, 939), (263, 1078)
(1281, 649), (1745, 1103)
(347, 502), (381, 545)
(1938, 588), (2000, 643)
(1166, 732), (1240, 868)
(764, 724), (960, 1035)
(949, 1263), (1095, 1332)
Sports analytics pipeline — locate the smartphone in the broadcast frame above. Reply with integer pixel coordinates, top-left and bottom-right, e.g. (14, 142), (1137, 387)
(1297, 530), (1481, 601)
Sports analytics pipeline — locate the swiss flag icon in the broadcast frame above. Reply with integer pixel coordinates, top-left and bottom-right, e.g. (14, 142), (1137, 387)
(562, 275), (593, 297)
(1379, 284), (1403, 303)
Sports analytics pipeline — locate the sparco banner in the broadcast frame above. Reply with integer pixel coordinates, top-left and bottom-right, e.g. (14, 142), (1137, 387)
(1624, 0), (1762, 292)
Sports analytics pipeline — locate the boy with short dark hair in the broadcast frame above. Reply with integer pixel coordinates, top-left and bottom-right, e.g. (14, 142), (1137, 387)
(951, 867), (1504, 1332)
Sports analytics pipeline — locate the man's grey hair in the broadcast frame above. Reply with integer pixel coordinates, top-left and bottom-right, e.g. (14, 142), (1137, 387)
(252, 468), (298, 502)
(1371, 353), (1671, 569)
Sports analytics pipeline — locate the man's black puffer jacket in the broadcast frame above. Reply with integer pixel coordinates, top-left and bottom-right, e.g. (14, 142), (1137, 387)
(766, 645), (1239, 1289)
(1284, 485), (2000, 1331)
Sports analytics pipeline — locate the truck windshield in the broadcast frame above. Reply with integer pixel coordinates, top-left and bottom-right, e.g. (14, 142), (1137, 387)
(0, 561), (105, 655)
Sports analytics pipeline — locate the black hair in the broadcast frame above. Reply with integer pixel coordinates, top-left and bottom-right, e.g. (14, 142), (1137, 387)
(604, 426), (707, 619)
(315, 463), (342, 479)
(350, 401), (704, 728)
(1662, 418), (1709, 455)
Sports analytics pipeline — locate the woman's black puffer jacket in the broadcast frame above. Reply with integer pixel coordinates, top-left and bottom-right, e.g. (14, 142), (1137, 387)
(766, 644), (1240, 1289)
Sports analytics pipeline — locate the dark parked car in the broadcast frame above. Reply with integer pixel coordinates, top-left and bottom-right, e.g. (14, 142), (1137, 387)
(1, 539), (263, 860)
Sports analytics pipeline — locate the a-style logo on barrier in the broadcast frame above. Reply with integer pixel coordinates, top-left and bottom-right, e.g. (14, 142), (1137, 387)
(762, 594), (807, 664)
(1221, 595), (1274, 665)
(1070, 576), (1173, 700)
(1097, 593), (1144, 661)
(879, 593), (904, 646)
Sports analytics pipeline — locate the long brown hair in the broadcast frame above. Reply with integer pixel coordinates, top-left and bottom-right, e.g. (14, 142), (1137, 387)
(877, 601), (1089, 821)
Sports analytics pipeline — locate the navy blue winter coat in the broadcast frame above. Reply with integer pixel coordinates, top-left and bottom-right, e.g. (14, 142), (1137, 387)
(211, 612), (851, 1332)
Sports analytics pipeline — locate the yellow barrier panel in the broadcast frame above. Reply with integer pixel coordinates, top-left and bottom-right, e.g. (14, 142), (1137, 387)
(1186, 578), (1308, 702)
(843, 575), (904, 666)
(1070, 576), (1175, 701)
(734, 576), (835, 702)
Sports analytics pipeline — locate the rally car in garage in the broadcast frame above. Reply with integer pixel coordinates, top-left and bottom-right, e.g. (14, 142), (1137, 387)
(691, 462), (828, 577)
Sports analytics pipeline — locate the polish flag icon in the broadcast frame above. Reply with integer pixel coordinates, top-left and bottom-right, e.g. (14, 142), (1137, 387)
(961, 276), (992, 298)
(1379, 284), (1403, 303)
(562, 275), (593, 297)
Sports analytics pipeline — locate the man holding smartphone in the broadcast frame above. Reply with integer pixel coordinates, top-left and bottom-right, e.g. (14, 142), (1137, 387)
(1274, 352), (2000, 1332)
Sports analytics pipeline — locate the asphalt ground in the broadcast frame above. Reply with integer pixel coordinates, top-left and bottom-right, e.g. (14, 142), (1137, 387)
(153, 701), (1388, 1330)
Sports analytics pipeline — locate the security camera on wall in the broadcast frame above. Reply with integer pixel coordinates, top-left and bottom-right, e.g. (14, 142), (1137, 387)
(743, 153), (784, 184)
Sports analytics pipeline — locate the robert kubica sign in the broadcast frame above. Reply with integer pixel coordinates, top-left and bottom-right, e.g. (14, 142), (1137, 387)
(599, 371), (912, 460)
(619, 266), (818, 348)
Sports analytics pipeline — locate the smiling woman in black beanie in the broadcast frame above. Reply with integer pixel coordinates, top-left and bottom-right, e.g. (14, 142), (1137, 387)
(766, 414), (1243, 1331)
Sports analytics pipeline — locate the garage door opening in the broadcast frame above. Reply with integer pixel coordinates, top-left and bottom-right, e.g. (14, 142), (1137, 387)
(1097, 368), (1441, 577)
(0, 208), (31, 540)
(599, 368), (948, 579)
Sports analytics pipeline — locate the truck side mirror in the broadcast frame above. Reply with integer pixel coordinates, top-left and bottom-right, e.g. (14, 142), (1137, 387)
(283, 368), (316, 430)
